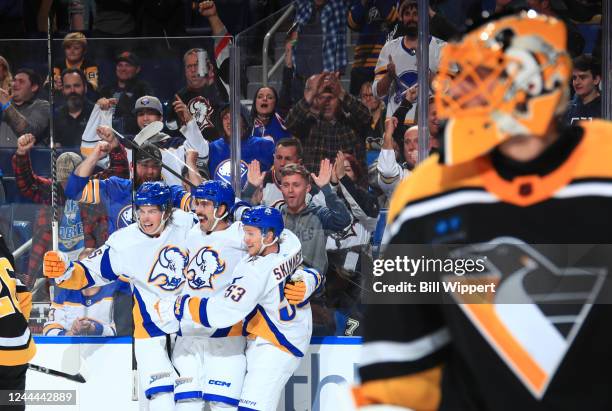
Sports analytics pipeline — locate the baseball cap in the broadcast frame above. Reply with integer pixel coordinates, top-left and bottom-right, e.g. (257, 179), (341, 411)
(116, 51), (140, 67)
(133, 96), (163, 116)
(56, 152), (83, 182)
(134, 142), (163, 165)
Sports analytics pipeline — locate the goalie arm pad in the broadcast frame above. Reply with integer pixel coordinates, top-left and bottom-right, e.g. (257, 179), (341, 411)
(352, 367), (442, 411)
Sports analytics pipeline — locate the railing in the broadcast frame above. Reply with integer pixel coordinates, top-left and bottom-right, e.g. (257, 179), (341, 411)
(262, 4), (295, 86)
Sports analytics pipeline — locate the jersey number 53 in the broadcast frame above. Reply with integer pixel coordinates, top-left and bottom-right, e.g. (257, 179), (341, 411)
(225, 284), (246, 302)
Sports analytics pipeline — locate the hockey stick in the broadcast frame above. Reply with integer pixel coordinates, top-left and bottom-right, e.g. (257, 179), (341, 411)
(47, 17), (58, 304)
(28, 364), (86, 383)
(110, 127), (197, 189)
(46, 17), (58, 252)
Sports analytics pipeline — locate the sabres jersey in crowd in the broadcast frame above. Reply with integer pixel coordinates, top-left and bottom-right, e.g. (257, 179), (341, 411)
(372, 36), (445, 124)
(251, 113), (290, 143)
(55, 210), (197, 339)
(357, 121), (612, 410)
(348, 0), (399, 71)
(181, 229), (317, 357)
(64, 175), (192, 234)
(179, 222), (248, 336)
(43, 283), (121, 336)
(0, 239), (35, 366)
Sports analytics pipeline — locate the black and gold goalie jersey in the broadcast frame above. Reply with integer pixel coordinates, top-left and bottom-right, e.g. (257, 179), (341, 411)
(357, 120), (612, 411)
(0, 236), (35, 366)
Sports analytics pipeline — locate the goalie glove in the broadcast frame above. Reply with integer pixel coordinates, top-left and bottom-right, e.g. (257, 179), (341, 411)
(43, 250), (74, 282)
(284, 266), (321, 305)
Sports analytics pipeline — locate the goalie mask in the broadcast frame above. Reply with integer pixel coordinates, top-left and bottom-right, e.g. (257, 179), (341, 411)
(432, 12), (571, 165)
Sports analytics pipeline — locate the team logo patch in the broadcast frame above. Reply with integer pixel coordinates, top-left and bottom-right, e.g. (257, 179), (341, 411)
(187, 96), (214, 131)
(447, 238), (605, 399)
(117, 205), (134, 228)
(393, 70), (418, 105)
(186, 246), (225, 290)
(147, 246), (189, 291)
(214, 159), (248, 189)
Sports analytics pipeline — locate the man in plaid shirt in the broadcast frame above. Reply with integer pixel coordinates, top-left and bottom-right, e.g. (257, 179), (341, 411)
(285, 72), (372, 173)
(12, 132), (129, 287)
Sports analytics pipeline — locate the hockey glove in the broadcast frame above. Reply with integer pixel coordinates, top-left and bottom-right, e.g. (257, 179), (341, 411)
(154, 295), (189, 331)
(284, 267), (321, 305)
(43, 250), (71, 279)
(284, 282), (307, 305)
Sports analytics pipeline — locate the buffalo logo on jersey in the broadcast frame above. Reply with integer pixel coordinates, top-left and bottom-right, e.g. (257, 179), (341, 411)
(147, 246), (189, 291)
(393, 70), (417, 105)
(188, 96), (215, 132)
(445, 238), (606, 399)
(185, 246), (226, 290)
(118, 205), (134, 228)
(215, 159), (248, 189)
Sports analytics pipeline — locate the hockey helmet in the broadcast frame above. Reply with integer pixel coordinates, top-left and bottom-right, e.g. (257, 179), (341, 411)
(193, 180), (235, 209)
(135, 181), (171, 210)
(432, 11), (571, 165)
(242, 206), (284, 238)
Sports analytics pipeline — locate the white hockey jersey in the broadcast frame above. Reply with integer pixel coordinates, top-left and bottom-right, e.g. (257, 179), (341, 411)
(180, 222), (248, 336)
(372, 36), (445, 124)
(43, 284), (118, 336)
(181, 229), (313, 357)
(55, 210), (198, 339)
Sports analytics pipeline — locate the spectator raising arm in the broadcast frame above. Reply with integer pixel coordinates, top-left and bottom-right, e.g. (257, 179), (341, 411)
(330, 73), (371, 131)
(310, 158), (352, 231)
(373, 53), (395, 100)
(285, 74), (326, 139)
(12, 134), (54, 204)
(377, 117), (409, 197)
(0, 87), (49, 141)
(81, 98), (116, 161)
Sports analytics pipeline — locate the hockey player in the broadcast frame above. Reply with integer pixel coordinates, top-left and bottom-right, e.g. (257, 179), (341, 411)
(43, 182), (197, 411)
(157, 206), (321, 411)
(0, 233), (35, 411)
(43, 284), (118, 336)
(173, 182), (307, 410)
(354, 12), (612, 411)
(173, 180), (246, 410)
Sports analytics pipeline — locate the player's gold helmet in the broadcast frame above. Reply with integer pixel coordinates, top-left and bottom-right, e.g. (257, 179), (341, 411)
(433, 11), (572, 165)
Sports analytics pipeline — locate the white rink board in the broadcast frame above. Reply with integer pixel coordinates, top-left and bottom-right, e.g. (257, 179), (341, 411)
(25, 336), (362, 411)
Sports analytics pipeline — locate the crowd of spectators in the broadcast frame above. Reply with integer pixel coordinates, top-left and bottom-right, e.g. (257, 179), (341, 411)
(0, 0), (605, 337)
